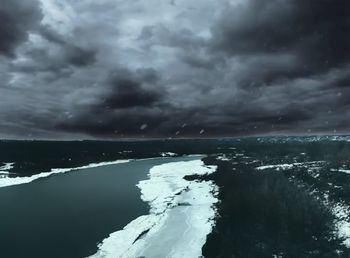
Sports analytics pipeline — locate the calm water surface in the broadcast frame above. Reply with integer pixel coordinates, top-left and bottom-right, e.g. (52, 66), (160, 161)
(0, 156), (198, 258)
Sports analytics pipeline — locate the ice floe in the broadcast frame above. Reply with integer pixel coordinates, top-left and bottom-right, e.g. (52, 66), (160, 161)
(0, 160), (130, 188)
(90, 159), (218, 258)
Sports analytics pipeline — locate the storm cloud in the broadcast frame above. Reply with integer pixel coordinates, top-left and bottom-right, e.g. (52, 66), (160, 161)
(102, 69), (162, 109)
(0, 0), (349, 139)
(211, 0), (350, 83)
(0, 0), (42, 57)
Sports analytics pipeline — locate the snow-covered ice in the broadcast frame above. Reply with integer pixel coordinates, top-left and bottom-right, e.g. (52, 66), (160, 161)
(0, 160), (130, 188)
(90, 159), (218, 258)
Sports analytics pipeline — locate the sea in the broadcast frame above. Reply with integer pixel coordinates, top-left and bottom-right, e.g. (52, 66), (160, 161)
(1, 137), (350, 258)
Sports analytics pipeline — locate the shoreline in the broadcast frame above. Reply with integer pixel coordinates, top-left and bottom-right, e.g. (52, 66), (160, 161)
(0, 160), (131, 188)
(90, 158), (218, 258)
(0, 154), (203, 189)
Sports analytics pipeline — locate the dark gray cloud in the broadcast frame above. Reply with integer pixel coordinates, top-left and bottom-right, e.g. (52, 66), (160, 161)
(0, 0), (42, 57)
(39, 25), (97, 67)
(211, 0), (350, 82)
(54, 68), (167, 137)
(1, 0), (350, 139)
(102, 69), (162, 109)
(65, 46), (96, 67)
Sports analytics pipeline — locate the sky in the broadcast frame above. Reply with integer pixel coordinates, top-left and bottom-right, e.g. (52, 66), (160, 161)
(0, 0), (349, 139)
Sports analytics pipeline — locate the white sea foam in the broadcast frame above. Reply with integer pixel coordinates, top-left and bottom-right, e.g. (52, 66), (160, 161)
(90, 159), (218, 258)
(332, 203), (350, 248)
(0, 163), (14, 175)
(0, 162), (14, 171)
(160, 152), (177, 157)
(256, 161), (326, 171)
(330, 168), (350, 175)
(256, 161), (350, 247)
(0, 160), (130, 188)
(217, 154), (231, 161)
(315, 192), (350, 248)
(256, 163), (300, 170)
(0, 163), (15, 178)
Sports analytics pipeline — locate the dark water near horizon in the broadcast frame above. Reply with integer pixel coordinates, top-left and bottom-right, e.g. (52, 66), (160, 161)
(1, 136), (350, 177)
(1, 138), (350, 257)
(0, 139), (225, 177)
(0, 156), (198, 258)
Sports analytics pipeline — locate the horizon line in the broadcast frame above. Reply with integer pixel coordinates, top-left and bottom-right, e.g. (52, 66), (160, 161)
(1, 133), (350, 142)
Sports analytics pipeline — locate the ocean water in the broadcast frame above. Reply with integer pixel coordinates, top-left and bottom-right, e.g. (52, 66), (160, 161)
(0, 156), (197, 258)
(1, 138), (350, 257)
(0, 139), (226, 177)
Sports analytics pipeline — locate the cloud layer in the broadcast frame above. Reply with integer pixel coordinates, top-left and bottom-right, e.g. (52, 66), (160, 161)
(0, 0), (349, 139)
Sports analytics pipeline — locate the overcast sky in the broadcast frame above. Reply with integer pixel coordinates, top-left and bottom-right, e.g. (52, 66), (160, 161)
(0, 0), (349, 139)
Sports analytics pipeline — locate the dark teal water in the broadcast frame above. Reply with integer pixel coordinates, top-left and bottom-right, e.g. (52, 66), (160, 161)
(0, 156), (198, 258)
(2, 138), (350, 257)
